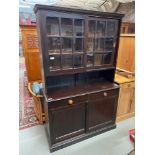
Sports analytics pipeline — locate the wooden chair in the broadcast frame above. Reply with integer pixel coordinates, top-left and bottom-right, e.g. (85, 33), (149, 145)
(28, 82), (45, 124)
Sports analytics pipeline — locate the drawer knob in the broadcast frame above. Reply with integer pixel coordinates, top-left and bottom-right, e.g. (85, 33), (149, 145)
(103, 92), (107, 96)
(68, 99), (74, 105)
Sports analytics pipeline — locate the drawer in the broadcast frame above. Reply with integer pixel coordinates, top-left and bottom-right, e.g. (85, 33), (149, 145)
(88, 89), (119, 101)
(49, 95), (87, 110)
(120, 82), (135, 89)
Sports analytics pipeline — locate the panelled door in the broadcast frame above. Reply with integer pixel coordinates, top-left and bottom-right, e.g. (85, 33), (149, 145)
(86, 89), (119, 132)
(49, 99), (86, 144)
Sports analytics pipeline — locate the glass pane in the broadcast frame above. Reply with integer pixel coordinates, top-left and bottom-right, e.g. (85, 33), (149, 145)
(94, 54), (102, 66)
(74, 19), (84, 36)
(103, 53), (112, 64)
(106, 21), (116, 36)
(96, 21), (106, 37)
(49, 55), (61, 70)
(87, 53), (94, 67)
(105, 38), (114, 52)
(87, 38), (95, 53)
(48, 37), (60, 54)
(61, 18), (73, 36)
(95, 38), (104, 52)
(73, 54), (83, 68)
(62, 38), (72, 53)
(75, 38), (84, 53)
(88, 20), (96, 37)
(47, 17), (59, 36)
(62, 55), (73, 69)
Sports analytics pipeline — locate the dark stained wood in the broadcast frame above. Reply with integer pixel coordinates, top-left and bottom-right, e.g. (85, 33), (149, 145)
(45, 123), (116, 152)
(34, 4), (124, 19)
(87, 90), (119, 132)
(46, 79), (119, 101)
(34, 4), (123, 152)
(49, 102), (86, 144)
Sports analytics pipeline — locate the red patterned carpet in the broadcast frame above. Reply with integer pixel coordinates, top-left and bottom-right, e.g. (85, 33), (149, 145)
(19, 61), (39, 130)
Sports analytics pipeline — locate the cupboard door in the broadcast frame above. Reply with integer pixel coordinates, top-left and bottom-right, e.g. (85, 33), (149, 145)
(117, 83), (134, 116)
(87, 91), (118, 132)
(49, 102), (86, 144)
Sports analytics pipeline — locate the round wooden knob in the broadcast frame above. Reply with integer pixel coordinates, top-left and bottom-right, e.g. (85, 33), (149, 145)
(103, 92), (107, 96)
(68, 99), (73, 105)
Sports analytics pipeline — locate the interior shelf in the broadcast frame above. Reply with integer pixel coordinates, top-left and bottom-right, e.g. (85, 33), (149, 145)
(46, 79), (119, 101)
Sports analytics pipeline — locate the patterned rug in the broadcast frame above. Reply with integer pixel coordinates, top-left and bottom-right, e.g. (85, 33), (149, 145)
(19, 60), (39, 130)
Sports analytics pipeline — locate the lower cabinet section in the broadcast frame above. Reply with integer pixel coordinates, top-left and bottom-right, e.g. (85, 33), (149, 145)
(46, 88), (119, 152)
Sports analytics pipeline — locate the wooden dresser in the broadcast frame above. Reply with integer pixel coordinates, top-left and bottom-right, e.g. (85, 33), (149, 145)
(20, 24), (42, 82)
(34, 4), (123, 152)
(115, 74), (135, 122)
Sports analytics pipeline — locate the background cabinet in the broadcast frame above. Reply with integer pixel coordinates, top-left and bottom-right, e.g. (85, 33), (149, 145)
(121, 22), (135, 34)
(115, 74), (135, 122)
(116, 34), (135, 72)
(20, 25), (42, 82)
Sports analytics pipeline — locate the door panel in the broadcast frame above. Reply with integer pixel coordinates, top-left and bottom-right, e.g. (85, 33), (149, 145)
(50, 102), (86, 144)
(87, 91), (118, 132)
(117, 84), (134, 116)
(27, 52), (42, 81)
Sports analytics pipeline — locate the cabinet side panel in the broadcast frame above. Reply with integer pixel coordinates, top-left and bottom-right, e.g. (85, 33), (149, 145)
(113, 19), (123, 68)
(36, 11), (48, 93)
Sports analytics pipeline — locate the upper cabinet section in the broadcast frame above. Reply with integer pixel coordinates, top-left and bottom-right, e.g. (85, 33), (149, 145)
(34, 5), (123, 76)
